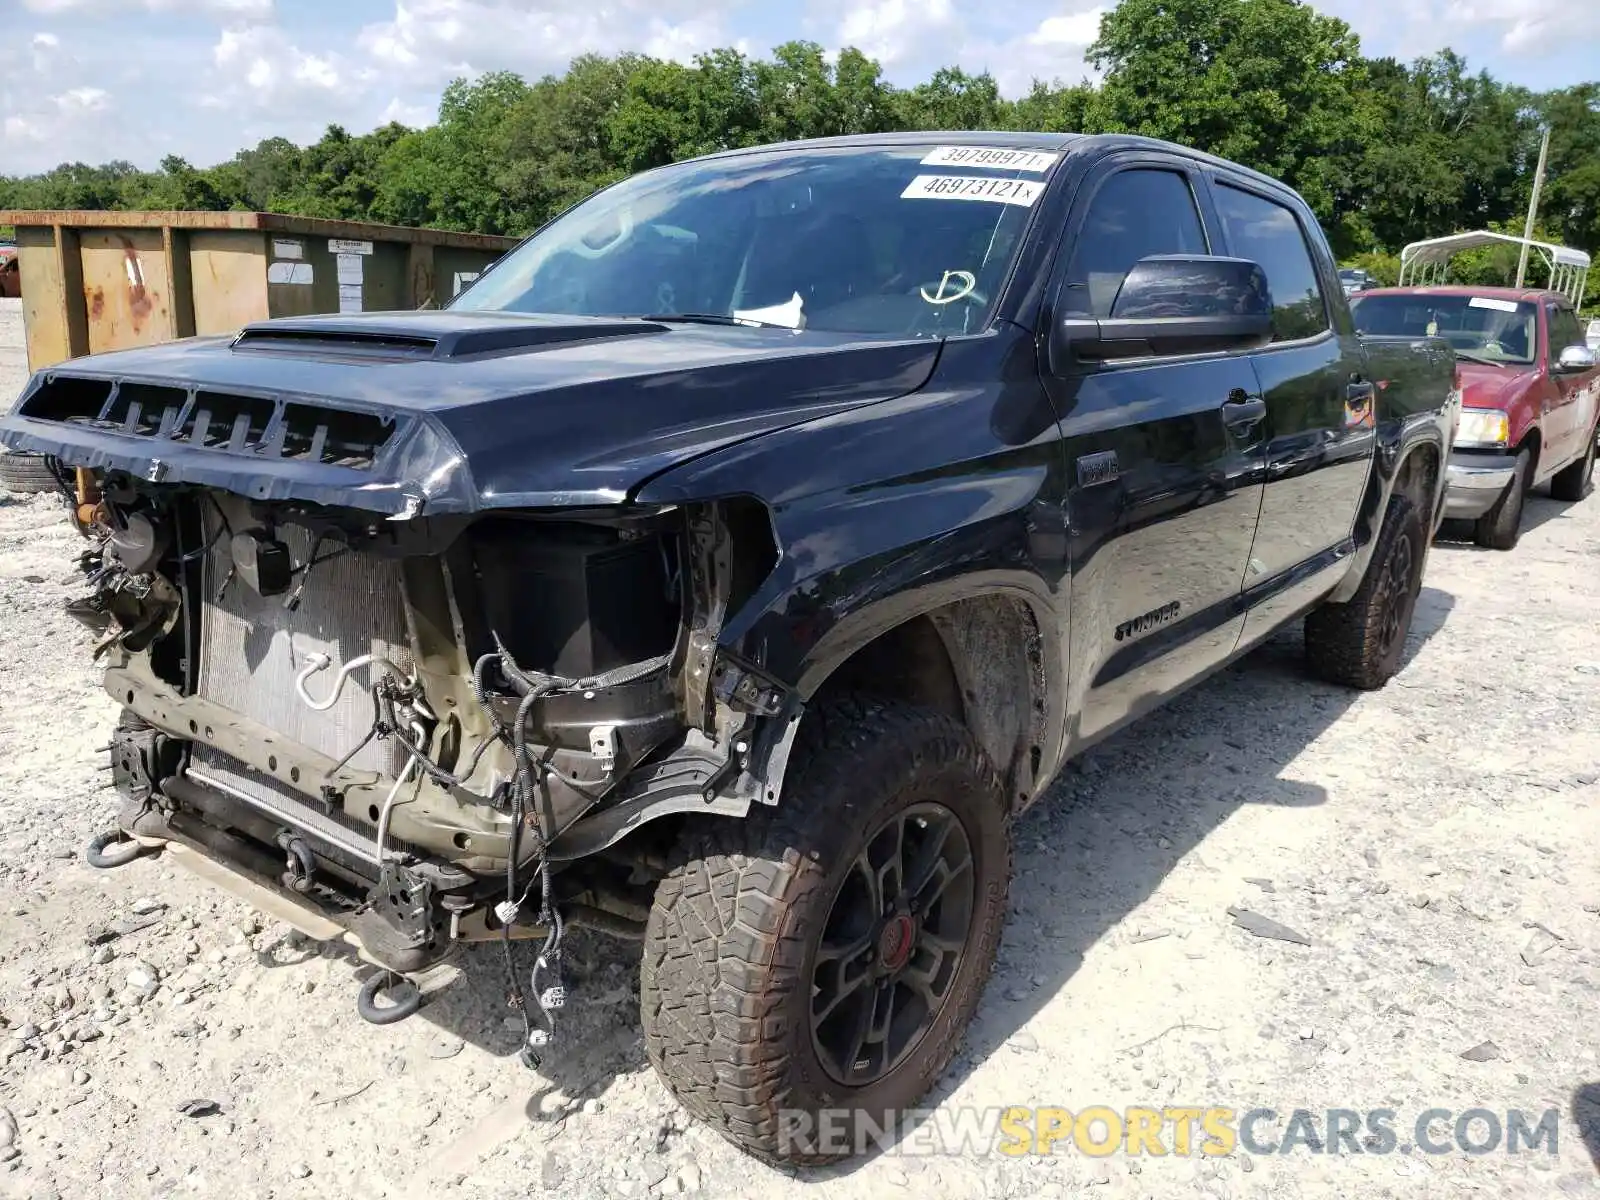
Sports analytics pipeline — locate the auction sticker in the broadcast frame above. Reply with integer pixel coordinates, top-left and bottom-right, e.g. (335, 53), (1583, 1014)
(902, 175), (1044, 207)
(921, 146), (1059, 173)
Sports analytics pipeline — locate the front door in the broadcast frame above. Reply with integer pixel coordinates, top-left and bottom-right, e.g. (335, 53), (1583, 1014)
(1545, 302), (1599, 472)
(1040, 160), (1266, 747)
(1205, 177), (1376, 643)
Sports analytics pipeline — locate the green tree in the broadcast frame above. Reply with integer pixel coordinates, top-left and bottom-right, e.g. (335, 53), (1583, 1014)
(895, 67), (1005, 130)
(1087, 0), (1369, 232)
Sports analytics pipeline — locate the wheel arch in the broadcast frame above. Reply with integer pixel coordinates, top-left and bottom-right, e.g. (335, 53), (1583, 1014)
(1517, 423), (1542, 476)
(796, 582), (1061, 813)
(1329, 422), (1446, 604)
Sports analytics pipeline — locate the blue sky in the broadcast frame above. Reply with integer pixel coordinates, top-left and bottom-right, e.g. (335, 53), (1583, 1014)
(4, 0), (1598, 176)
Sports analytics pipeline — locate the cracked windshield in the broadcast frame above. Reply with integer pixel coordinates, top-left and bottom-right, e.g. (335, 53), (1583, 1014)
(450, 144), (1057, 335)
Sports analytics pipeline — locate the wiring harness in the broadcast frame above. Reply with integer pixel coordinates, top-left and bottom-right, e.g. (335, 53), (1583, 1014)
(302, 632), (670, 1066)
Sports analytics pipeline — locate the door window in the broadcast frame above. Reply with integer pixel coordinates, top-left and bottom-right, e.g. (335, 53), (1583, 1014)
(1063, 169), (1208, 317)
(1549, 306), (1585, 364)
(1214, 183), (1330, 343)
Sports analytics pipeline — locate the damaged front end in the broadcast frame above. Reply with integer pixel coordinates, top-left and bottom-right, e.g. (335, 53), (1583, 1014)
(19, 371), (797, 1049)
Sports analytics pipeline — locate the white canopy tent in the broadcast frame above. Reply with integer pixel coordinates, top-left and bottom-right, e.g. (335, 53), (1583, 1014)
(1397, 231), (1591, 307)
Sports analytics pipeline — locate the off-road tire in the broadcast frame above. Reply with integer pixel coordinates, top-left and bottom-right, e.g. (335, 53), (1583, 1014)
(641, 697), (1011, 1164)
(0, 452), (57, 495)
(1549, 427), (1597, 502)
(1304, 491), (1425, 690)
(1473, 448), (1530, 550)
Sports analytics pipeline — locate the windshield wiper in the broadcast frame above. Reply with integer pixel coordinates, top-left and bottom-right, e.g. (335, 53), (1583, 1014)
(1452, 351), (1504, 366)
(643, 312), (789, 330)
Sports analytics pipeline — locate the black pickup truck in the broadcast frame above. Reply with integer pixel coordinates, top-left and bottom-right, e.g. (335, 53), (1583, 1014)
(1, 132), (1456, 1162)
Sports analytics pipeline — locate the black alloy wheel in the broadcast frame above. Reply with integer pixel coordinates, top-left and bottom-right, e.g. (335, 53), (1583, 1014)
(809, 801), (975, 1086)
(1373, 522), (1417, 666)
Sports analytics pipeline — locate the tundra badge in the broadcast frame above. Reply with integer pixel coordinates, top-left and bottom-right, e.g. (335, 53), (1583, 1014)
(1076, 450), (1120, 487)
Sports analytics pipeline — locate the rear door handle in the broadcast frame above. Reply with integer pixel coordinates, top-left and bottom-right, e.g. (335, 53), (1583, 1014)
(1221, 390), (1266, 428)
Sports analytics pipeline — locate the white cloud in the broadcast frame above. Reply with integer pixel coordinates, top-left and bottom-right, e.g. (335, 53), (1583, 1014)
(3, 85), (112, 148)
(1444, 0), (1600, 53)
(824, 0), (1103, 96)
(209, 24), (363, 109)
(1028, 7), (1104, 50)
(357, 0), (732, 88)
(952, 4), (1106, 96)
(837, 0), (958, 69)
(30, 31), (60, 73)
(23, 0), (272, 15)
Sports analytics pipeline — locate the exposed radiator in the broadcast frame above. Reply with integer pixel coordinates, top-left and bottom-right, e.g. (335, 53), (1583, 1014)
(197, 498), (414, 790)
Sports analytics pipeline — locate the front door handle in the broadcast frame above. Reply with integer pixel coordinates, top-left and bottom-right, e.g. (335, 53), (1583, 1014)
(1221, 390), (1266, 428)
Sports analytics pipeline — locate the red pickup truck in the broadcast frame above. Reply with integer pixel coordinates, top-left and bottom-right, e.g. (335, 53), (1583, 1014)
(1351, 286), (1600, 548)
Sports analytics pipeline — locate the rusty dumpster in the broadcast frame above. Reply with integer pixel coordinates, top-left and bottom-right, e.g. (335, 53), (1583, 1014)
(0, 210), (518, 372)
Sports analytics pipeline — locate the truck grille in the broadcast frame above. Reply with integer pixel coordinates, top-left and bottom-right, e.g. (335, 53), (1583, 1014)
(197, 499), (414, 793)
(18, 376), (395, 469)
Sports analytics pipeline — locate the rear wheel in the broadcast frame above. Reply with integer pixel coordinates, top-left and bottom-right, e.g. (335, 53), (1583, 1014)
(1549, 427), (1596, 502)
(1305, 491), (1425, 690)
(1473, 448), (1530, 550)
(640, 698), (1010, 1164)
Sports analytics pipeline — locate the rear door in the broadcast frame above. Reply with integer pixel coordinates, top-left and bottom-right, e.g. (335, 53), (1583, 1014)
(1204, 175), (1375, 644)
(1040, 157), (1266, 747)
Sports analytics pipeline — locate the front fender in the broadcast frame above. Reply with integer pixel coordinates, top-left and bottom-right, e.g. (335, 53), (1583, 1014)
(719, 466), (1056, 687)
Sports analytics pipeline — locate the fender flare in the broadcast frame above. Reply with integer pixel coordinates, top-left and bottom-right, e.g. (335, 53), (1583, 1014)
(751, 570), (1069, 811)
(1330, 415), (1449, 604)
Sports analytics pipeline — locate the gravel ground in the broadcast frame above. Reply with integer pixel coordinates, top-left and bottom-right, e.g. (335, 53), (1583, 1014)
(2, 293), (1600, 1198)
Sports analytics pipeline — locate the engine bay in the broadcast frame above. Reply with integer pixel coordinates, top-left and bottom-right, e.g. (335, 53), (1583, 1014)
(72, 465), (794, 1047)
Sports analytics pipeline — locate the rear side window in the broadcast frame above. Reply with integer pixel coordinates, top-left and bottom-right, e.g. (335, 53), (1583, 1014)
(1063, 169), (1208, 317)
(1214, 183), (1329, 343)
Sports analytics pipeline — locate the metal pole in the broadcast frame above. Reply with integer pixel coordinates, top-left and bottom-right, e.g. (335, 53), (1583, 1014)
(1516, 126), (1551, 288)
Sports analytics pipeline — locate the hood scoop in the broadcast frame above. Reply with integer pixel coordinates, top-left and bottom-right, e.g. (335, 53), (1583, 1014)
(231, 313), (666, 362)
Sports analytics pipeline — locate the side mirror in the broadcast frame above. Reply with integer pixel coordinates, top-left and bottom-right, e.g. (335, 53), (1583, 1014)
(1556, 344), (1597, 374)
(1055, 255), (1274, 365)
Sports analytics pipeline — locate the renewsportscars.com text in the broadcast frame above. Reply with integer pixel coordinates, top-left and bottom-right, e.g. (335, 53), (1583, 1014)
(776, 1105), (1562, 1159)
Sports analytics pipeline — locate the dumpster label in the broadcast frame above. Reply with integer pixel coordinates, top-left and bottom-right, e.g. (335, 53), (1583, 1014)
(268, 262), (314, 285)
(272, 239), (304, 260)
(329, 239), (373, 256)
(337, 252), (365, 312)
(336, 254), (365, 285)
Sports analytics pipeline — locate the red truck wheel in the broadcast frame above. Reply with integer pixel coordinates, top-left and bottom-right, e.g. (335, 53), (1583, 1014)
(1474, 448), (1530, 550)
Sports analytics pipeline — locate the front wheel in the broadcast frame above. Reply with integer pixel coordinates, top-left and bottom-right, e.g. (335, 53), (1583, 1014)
(1304, 491), (1425, 690)
(640, 698), (1011, 1164)
(1474, 448), (1530, 550)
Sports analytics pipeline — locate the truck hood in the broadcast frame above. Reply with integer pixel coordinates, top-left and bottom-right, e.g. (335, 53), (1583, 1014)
(0, 311), (941, 515)
(1456, 360), (1537, 412)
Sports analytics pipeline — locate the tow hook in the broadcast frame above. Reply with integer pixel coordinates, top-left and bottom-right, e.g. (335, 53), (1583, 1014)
(84, 829), (151, 870)
(356, 971), (424, 1026)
